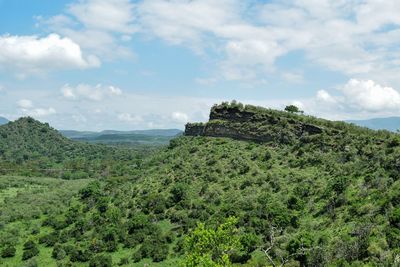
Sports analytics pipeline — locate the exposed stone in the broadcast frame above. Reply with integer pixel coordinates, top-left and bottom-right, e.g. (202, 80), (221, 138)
(185, 105), (323, 143)
(302, 123), (323, 135)
(184, 124), (205, 136)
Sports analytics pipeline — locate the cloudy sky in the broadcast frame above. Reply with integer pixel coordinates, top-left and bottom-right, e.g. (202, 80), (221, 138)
(1, 0), (400, 130)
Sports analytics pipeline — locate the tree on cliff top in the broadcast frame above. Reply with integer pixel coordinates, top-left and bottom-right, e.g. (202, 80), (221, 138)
(284, 105), (303, 114)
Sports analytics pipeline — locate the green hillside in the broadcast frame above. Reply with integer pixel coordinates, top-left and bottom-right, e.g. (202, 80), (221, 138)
(60, 129), (182, 147)
(1, 102), (400, 266)
(0, 117), (148, 179)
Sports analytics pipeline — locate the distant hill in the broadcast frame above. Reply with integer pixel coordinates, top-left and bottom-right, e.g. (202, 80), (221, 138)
(347, 117), (400, 132)
(0, 117), (143, 178)
(0, 116), (8, 125)
(2, 104), (400, 266)
(60, 128), (182, 146)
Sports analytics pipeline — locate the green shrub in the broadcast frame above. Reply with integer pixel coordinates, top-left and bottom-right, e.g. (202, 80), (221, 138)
(52, 244), (66, 260)
(22, 247), (39, 261)
(1, 245), (16, 258)
(89, 254), (112, 267)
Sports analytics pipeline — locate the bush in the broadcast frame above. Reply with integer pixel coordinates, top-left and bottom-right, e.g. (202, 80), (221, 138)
(52, 244), (67, 260)
(132, 249), (142, 263)
(23, 240), (36, 250)
(69, 247), (90, 262)
(22, 240), (39, 261)
(39, 232), (58, 246)
(89, 254), (112, 267)
(1, 245), (16, 258)
(22, 247), (39, 261)
(23, 258), (38, 267)
(118, 257), (129, 265)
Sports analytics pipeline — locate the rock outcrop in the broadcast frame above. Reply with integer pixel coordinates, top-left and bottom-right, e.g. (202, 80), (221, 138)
(184, 103), (323, 143)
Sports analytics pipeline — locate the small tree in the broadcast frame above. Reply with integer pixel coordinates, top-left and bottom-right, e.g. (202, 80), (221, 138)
(22, 240), (39, 261)
(1, 245), (16, 258)
(183, 217), (242, 267)
(284, 105), (303, 114)
(89, 254), (112, 267)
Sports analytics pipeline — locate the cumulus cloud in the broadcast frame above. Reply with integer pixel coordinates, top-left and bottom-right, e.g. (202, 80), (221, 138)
(316, 90), (337, 105)
(135, 0), (400, 84)
(17, 99), (56, 117)
(17, 99), (34, 109)
(68, 0), (136, 34)
(61, 84), (122, 101)
(171, 112), (189, 123)
(0, 34), (99, 76)
(26, 107), (57, 117)
(117, 113), (143, 124)
(38, 0), (137, 60)
(301, 79), (400, 120)
(340, 79), (400, 111)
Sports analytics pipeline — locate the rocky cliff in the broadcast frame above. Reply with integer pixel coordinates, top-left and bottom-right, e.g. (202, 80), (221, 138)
(185, 102), (323, 143)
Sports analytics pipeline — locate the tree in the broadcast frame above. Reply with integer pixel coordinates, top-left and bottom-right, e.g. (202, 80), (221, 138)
(1, 245), (16, 258)
(183, 217), (242, 267)
(261, 227), (318, 267)
(52, 244), (67, 260)
(89, 254), (112, 267)
(284, 105), (303, 114)
(22, 240), (39, 261)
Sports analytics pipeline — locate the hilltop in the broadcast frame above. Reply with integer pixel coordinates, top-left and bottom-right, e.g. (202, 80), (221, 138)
(0, 117), (146, 178)
(186, 101), (389, 144)
(1, 103), (400, 266)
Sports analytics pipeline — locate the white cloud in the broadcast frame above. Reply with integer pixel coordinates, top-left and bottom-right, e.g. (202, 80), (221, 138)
(17, 99), (34, 109)
(17, 99), (56, 117)
(0, 34), (100, 76)
(299, 79), (400, 120)
(134, 0), (400, 85)
(108, 86), (122, 96)
(282, 72), (304, 83)
(61, 84), (123, 101)
(117, 113), (143, 124)
(39, 0), (137, 60)
(340, 79), (400, 112)
(68, 0), (136, 34)
(316, 90), (337, 104)
(26, 107), (56, 117)
(171, 111), (189, 123)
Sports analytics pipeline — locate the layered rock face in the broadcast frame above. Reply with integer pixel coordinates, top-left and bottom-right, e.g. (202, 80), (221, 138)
(185, 104), (323, 143)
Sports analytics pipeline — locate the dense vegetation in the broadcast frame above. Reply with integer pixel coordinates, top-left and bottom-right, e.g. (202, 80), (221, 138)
(61, 129), (181, 147)
(0, 117), (150, 179)
(1, 102), (400, 266)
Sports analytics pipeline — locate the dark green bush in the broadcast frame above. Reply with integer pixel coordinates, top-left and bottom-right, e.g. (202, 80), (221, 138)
(1, 245), (16, 258)
(89, 254), (112, 267)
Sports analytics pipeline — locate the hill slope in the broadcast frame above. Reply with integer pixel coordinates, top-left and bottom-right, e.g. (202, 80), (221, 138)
(61, 129), (182, 147)
(0, 117), (145, 178)
(1, 103), (400, 266)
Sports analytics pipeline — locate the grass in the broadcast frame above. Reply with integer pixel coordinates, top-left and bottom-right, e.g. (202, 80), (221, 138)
(0, 176), (92, 267)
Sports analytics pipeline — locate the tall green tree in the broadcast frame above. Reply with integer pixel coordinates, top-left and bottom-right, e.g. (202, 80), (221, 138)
(183, 217), (242, 267)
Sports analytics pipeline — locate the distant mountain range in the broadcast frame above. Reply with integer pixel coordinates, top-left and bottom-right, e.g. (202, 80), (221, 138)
(0, 116), (9, 125)
(60, 129), (183, 146)
(347, 117), (400, 132)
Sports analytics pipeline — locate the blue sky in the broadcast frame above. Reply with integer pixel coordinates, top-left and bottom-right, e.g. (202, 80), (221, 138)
(1, 0), (400, 130)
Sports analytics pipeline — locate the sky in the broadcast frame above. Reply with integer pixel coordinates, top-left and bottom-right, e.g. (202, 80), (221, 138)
(1, 0), (400, 130)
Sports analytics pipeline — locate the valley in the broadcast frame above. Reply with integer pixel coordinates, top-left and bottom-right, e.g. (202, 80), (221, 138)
(0, 102), (399, 266)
